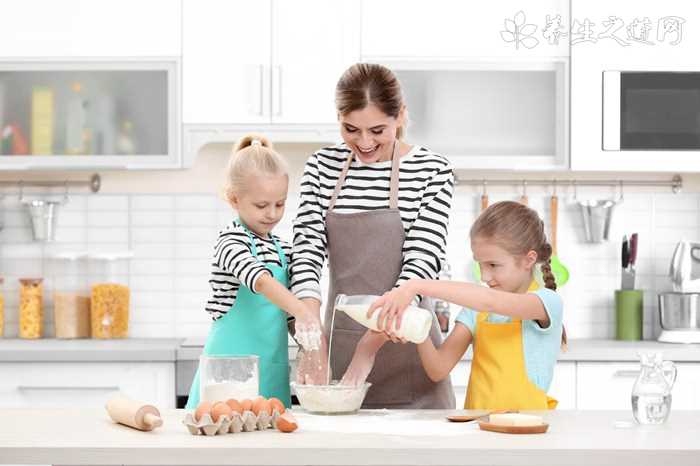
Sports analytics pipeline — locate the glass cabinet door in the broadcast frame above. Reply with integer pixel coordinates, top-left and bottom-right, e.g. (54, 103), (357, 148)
(0, 60), (179, 169)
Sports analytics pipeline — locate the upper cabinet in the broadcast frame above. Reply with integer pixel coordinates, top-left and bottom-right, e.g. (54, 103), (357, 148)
(570, 0), (700, 172)
(391, 60), (569, 170)
(0, 0), (181, 58)
(361, 0), (569, 59)
(0, 61), (181, 170)
(182, 0), (360, 125)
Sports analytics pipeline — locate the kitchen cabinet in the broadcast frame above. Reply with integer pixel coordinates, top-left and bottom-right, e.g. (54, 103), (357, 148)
(576, 362), (700, 410)
(361, 0), (569, 60)
(0, 0), (181, 58)
(0, 60), (181, 170)
(0, 361), (175, 409)
(391, 60), (569, 170)
(570, 0), (700, 172)
(182, 0), (360, 125)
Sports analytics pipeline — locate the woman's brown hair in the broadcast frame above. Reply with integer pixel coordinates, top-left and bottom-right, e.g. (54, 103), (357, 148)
(470, 200), (567, 348)
(335, 63), (406, 139)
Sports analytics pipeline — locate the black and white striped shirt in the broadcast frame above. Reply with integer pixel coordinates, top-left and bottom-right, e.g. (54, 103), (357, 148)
(290, 143), (454, 302)
(206, 219), (292, 320)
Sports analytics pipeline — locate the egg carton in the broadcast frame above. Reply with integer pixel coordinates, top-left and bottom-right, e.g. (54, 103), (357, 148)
(183, 410), (283, 436)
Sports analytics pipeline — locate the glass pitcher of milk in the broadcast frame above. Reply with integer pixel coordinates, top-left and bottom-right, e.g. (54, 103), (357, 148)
(334, 294), (433, 343)
(631, 352), (677, 425)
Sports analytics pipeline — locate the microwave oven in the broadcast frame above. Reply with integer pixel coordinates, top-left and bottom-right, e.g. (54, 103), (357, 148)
(603, 71), (700, 151)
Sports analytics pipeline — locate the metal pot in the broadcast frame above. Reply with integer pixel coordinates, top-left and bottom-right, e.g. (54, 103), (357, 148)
(24, 199), (61, 242)
(578, 199), (618, 243)
(658, 292), (700, 330)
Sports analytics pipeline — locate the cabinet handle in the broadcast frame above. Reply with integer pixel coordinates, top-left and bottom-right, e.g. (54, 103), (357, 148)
(613, 370), (640, 378)
(258, 64), (264, 116)
(273, 66), (282, 117)
(17, 385), (120, 391)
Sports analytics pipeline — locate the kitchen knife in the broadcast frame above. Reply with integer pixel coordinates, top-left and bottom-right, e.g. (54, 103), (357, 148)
(628, 233), (638, 289)
(621, 236), (633, 289)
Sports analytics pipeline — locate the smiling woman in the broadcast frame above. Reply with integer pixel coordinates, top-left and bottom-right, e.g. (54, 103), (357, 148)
(289, 63), (456, 409)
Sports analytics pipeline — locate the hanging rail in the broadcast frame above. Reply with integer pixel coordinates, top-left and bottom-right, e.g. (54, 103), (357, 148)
(455, 174), (682, 194)
(0, 173), (101, 193)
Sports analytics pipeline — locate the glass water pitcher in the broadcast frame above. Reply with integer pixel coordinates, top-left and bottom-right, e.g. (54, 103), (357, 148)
(631, 353), (677, 425)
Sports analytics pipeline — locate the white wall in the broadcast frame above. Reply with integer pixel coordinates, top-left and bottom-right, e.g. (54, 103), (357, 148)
(0, 142), (698, 340)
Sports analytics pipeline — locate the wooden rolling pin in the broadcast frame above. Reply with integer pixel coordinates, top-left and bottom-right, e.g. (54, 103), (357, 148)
(105, 395), (163, 431)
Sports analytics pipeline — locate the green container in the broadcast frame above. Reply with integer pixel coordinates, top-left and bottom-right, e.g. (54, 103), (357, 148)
(615, 289), (643, 340)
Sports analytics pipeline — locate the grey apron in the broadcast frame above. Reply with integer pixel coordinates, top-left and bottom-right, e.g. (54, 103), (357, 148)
(324, 142), (455, 409)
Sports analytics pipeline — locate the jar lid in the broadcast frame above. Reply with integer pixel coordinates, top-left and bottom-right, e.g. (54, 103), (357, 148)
(19, 278), (44, 285)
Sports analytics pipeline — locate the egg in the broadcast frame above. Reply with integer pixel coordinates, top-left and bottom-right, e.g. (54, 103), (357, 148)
(269, 397), (285, 414)
(226, 398), (243, 414)
(211, 401), (233, 422)
(276, 411), (298, 433)
(194, 401), (212, 422)
(252, 397), (271, 416)
(240, 399), (253, 412)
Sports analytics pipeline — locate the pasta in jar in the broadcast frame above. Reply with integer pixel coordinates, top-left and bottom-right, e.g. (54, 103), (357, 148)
(90, 283), (129, 338)
(19, 278), (43, 339)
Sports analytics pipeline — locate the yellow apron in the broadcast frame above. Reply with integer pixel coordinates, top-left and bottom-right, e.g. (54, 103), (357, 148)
(465, 312), (557, 410)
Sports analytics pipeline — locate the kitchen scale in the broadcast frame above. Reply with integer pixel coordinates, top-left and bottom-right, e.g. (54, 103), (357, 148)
(658, 329), (700, 344)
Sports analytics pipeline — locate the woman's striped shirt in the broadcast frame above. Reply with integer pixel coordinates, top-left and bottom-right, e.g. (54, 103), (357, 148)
(290, 143), (454, 302)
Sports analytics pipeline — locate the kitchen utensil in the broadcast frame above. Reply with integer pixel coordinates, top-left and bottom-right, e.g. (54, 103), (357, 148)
(615, 289), (643, 340)
(657, 292), (700, 343)
(669, 241), (700, 293)
(199, 355), (259, 402)
(549, 194), (569, 287)
(477, 421), (549, 434)
(25, 199), (61, 242)
(578, 199), (618, 243)
(291, 381), (371, 415)
(519, 181), (528, 205)
(446, 409), (510, 423)
(631, 353), (676, 425)
(471, 189), (489, 282)
(105, 394), (163, 431)
(621, 235), (635, 290)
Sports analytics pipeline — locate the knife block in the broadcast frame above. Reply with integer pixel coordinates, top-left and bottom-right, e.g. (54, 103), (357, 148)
(615, 290), (643, 340)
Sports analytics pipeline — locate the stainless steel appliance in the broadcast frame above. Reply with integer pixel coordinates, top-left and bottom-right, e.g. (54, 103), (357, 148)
(669, 241), (700, 292)
(603, 71), (700, 151)
(657, 241), (700, 343)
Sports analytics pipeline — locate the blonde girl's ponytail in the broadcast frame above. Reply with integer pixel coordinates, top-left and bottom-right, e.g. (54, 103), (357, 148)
(224, 133), (289, 201)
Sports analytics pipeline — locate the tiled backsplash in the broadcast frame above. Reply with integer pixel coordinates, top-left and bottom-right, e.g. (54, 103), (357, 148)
(0, 187), (697, 340)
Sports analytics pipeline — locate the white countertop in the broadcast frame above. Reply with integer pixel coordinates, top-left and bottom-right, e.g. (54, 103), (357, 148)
(3, 338), (700, 363)
(0, 408), (698, 465)
(0, 338), (183, 362)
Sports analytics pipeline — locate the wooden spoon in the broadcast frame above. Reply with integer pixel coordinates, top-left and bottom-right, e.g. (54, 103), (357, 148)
(549, 194), (570, 287)
(447, 409), (513, 423)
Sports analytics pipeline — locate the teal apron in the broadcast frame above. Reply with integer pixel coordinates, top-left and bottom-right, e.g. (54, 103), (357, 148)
(185, 222), (291, 408)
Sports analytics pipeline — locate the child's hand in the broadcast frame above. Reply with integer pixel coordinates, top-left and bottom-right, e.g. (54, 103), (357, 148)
(368, 283), (417, 339)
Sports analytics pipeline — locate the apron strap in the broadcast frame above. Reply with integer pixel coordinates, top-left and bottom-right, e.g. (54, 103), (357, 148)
(238, 219), (259, 257)
(328, 142), (401, 211)
(270, 236), (288, 269)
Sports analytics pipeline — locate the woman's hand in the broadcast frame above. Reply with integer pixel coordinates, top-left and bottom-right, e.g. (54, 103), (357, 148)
(367, 282), (418, 339)
(340, 330), (388, 386)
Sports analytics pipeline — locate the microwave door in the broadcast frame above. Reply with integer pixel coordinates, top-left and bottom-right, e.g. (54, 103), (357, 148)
(620, 72), (700, 150)
(603, 71), (621, 151)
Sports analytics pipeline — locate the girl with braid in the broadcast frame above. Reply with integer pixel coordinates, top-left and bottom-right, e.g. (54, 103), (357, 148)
(366, 201), (565, 410)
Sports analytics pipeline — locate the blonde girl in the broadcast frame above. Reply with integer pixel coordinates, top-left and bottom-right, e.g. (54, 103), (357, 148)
(186, 133), (320, 409)
(368, 201), (565, 410)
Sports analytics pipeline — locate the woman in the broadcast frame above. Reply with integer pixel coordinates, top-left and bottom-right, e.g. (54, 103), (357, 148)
(290, 63), (455, 408)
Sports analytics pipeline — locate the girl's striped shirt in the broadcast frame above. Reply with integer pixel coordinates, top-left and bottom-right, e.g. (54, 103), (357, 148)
(205, 219), (292, 320)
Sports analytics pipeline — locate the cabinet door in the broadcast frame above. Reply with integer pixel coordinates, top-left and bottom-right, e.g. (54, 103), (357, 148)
(549, 362), (576, 409)
(183, 0), (271, 124)
(271, 0), (360, 124)
(450, 360), (471, 409)
(0, 362), (176, 408)
(0, 0), (181, 57)
(361, 0), (569, 59)
(577, 362), (700, 410)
